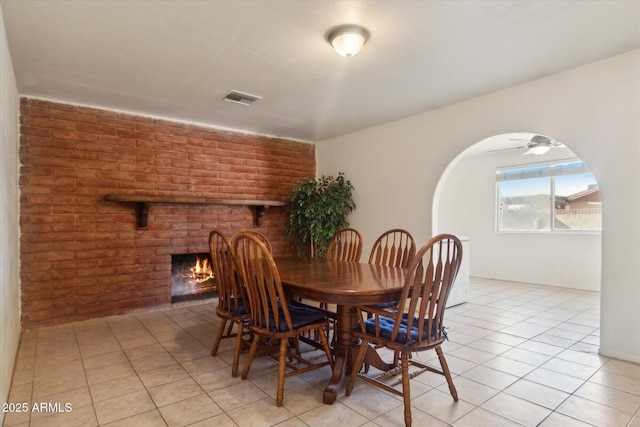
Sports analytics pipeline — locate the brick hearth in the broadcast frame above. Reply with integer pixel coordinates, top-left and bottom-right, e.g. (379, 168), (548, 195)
(19, 98), (315, 328)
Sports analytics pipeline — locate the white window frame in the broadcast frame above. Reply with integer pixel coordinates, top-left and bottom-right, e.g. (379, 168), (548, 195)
(496, 159), (601, 233)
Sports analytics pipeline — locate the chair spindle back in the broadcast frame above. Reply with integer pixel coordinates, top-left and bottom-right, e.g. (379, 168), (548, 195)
(368, 228), (416, 268)
(326, 227), (363, 262)
(233, 232), (292, 333)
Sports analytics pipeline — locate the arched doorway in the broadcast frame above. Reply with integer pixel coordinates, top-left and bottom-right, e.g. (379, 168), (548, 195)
(433, 132), (601, 292)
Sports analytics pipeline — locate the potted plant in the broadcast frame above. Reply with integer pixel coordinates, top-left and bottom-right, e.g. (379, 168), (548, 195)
(285, 173), (356, 257)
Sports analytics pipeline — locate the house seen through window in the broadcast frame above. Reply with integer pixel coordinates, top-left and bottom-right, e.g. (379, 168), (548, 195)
(496, 160), (601, 232)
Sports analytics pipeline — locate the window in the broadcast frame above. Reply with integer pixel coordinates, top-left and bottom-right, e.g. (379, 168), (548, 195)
(497, 161), (601, 232)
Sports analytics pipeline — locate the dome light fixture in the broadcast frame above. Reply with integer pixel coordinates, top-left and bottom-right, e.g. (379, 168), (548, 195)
(327, 25), (369, 57)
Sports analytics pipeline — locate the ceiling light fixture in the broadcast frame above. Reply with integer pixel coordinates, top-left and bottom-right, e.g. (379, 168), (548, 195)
(528, 141), (552, 156)
(327, 25), (369, 57)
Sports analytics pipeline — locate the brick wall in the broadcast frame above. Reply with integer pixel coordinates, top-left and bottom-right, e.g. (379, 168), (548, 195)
(19, 98), (315, 328)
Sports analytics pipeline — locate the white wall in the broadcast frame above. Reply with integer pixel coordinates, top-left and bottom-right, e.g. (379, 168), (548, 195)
(316, 50), (640, 363)
(437, 147), (601, 291)
(0, 5), (21, 424)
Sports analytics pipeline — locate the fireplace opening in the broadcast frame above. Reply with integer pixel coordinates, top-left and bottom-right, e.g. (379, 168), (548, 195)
(171, 253), (216, 302)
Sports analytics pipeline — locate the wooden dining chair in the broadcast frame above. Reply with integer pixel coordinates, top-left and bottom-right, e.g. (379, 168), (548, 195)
(346, 234), (463, 427)
(363, 229), (417, 368)
(367, 228), (416, 313)
(321, 227), (363, 343)
(326, 227), (363, 262)
(233, 232), (334, 407)
(369, 228), (416, 268)
(209, 230), (252, 377)
(231, 228), (273, 253)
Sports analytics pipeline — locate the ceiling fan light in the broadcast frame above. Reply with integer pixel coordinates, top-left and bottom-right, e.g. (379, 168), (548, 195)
(529, 142), (552, 156)
(328, 25), (369, 57)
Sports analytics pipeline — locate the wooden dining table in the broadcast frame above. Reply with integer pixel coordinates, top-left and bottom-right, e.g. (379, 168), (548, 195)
(274, 255), (408, 404)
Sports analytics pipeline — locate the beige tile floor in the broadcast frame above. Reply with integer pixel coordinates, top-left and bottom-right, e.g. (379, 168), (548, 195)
(4, 278), (640, 426)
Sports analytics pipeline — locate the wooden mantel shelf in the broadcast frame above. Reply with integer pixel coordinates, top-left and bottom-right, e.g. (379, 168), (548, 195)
(104, 194), (286, 229)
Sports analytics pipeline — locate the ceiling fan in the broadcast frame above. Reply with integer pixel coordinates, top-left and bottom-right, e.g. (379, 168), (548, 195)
(512, 134), (565, 156)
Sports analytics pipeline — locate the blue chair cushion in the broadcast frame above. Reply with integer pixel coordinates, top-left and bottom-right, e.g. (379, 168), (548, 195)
(228, 297), (249, 316)
(264, 305), (326, 333)
(364, 313), (441, 344)
(373, 301), (397, 309)
(287, 306), (327, 330)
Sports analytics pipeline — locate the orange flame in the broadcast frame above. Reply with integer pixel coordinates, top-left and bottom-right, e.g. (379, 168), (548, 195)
(191, 256), (214, 283)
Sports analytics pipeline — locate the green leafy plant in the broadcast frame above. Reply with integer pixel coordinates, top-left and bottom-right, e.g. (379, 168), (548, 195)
(285, 173), (356, 257)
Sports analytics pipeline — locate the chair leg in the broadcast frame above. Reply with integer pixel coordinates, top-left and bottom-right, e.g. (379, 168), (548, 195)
(293, 336), (301, 357)
(400, 353), (412, 427)
(276, 338), (288, 407)
(241, 334), (260, 380)
(225, 321), (234, 336)
(436, 346), (458, 401)
(316, 325), (334, 369)
(211, 319), (228, 356)
(329, 320), (337, 348)
(345, 339), (369, 396)
(231, 322), (243, 377)
(313, 328), (334, 370)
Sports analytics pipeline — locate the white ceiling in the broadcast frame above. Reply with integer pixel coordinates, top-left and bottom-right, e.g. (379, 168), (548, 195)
(2, 1), (640, 142)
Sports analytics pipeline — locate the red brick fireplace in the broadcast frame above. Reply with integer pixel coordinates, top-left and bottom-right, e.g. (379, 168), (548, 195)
(19, 98), (315, 328)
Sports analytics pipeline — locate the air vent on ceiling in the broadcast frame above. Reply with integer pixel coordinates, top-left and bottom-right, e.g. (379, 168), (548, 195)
(223, 90), (262, 106)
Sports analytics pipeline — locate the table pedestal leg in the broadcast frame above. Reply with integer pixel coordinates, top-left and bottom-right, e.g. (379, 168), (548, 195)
(362, 343), (396, 371)
(322, 305), (398, 404)
(323, 305), (357, 404)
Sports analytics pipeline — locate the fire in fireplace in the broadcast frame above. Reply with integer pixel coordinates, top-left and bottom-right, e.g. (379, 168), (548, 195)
(171, 253), (216, 301)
